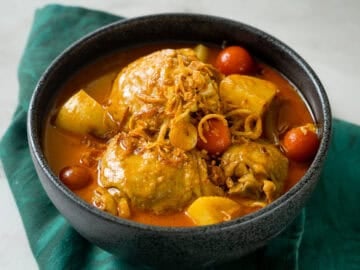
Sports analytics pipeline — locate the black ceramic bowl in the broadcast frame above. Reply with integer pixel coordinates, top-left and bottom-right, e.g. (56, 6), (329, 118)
(28, 14), (331, 269)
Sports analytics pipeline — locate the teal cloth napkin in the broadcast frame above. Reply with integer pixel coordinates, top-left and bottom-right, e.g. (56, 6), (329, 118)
(1, 4), (359, 269)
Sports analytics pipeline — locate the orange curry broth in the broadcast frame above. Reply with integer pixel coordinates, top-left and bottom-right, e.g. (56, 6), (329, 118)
(44, 43), (314, 227)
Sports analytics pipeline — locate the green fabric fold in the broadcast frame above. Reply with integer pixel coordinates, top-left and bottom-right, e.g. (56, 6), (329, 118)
(1, 4), (359, 270)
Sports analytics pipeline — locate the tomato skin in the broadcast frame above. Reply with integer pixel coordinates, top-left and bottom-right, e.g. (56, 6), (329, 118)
(283, 125), (320, 162)
(215, 46), (255, 75)
(197, 119), (231, 155)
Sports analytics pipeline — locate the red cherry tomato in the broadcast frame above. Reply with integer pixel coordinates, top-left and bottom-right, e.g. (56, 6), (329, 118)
(282, 124), (320, 162)
(59, 165), (92, 190)
(215, 46), (255, 75)
(197, 119), (231, 155)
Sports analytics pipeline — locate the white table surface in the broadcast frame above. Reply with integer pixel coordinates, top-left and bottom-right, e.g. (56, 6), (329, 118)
(1, 0), (359, 268)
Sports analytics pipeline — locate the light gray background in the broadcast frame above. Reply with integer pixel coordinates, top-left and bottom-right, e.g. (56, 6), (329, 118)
(1, 1), (359, 268)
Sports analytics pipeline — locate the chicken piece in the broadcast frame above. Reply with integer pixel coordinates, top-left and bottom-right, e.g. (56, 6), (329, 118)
(98, 134), (224, 214)
(220, 142), (288, 202)
(108, 48), (223, 132)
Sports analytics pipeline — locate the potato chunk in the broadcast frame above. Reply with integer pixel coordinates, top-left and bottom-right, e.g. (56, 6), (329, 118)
(220, 75), (277, 115)
(55, 90), (116, 138)
(186, 196), (241, 225)
(194, 44), (209, 62)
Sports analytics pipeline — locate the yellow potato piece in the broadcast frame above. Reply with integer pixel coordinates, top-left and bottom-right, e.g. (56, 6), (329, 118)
(186, 196), (241, 225)
(55, 89), (116, 138)
(220, 75), (277, 116)
(194, 44), (209, 62)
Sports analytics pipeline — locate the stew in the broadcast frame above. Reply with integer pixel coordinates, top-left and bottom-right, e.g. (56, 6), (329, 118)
(44, 43), (318, 227)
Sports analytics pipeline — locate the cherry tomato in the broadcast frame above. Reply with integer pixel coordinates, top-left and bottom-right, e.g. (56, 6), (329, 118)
(59, 165), (92, 190)
(215, 46), (255, 75)
(197, 119), (231, 155)
(282, 124), (320, 162)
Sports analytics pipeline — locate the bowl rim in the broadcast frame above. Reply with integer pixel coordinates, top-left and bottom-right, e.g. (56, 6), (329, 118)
(27, 13), (332, 234)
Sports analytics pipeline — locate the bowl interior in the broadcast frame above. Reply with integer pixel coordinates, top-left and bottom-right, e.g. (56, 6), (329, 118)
(28, 13), (331, 231)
